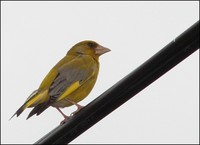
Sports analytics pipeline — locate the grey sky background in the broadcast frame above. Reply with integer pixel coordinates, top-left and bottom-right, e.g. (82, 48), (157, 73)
(1, 1), (199, 144)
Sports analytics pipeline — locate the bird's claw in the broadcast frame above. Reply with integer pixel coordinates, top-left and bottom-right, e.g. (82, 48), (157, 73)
(60, 116), (70, 125)
(70, 110), (78, 117)
(70, 106), (84, 117)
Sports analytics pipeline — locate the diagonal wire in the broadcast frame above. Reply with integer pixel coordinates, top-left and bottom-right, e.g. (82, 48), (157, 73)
(35, 20), (199, 144)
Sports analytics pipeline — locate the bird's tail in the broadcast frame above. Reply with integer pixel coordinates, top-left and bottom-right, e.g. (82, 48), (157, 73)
(26, 102), (50, 120)
(9, 89), (48, 120)
(9, 103), (26, 120)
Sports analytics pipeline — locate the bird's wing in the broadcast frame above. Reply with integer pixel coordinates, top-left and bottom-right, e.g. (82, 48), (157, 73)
(26, 55), (98, 119)
(48, 55), (96, 103)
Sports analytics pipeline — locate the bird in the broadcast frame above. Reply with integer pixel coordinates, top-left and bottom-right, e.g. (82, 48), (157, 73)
(10, 40), (110, 124)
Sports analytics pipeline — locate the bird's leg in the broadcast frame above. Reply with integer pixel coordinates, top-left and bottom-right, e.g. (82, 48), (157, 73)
(66, 99), (84, 116)
(56, 107), (69, 125)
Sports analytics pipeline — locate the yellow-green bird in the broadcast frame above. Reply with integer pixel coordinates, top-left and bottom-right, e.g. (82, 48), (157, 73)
(10, 40), (110, 124)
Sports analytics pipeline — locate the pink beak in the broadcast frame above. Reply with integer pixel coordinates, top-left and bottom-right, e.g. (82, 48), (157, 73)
(95, 45), (111, 56)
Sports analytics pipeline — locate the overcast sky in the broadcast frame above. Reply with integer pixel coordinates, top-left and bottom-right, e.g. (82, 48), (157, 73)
(1, 1), (199, 144)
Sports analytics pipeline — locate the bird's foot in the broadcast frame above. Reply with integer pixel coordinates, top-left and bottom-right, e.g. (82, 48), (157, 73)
(56, 107), (70, 125)
(60, 115), (70, 125)
(70, 105), (84, 117)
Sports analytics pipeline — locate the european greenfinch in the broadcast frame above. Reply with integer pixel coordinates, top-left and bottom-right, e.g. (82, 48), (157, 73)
(10, 40), (110, 124)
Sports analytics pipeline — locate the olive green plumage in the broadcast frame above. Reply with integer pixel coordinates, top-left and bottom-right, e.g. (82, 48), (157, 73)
(10, 40), (110, 121)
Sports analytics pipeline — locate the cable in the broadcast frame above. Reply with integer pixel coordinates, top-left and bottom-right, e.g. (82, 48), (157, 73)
(35, 20), (199, 144)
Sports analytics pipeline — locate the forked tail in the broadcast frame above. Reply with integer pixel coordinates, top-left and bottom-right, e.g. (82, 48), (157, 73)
(9, 103), (26, 120)
(9, 90), (40, 120)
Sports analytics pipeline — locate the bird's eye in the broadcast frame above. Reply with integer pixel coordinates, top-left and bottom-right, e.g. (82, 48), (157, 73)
(87, 42), (95, 48)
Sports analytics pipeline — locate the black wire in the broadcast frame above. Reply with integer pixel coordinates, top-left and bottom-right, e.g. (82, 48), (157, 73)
(35, 20), (199, 144)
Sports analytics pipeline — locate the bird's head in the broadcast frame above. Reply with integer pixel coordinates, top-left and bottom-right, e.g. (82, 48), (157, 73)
(67, 40), (110, 59)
